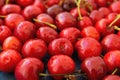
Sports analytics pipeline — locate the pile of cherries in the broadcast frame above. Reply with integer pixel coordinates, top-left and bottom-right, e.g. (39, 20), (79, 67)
(1, 0), (120, 80)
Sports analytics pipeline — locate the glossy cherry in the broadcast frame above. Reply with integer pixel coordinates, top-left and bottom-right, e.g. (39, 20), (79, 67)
(22, 39), (47, 59)
(110, 1), (120, 13)
(55, 12), (77, 30)
(81, 56), (108, 80)
(15, 57), (44, 80)
(47, 54), (75, 80)
(48, 38), (73, 56)
(14, 21), (36, 43)
(98, 7), (111, 17)
(101, 34), (120, 53)
(2, 36), (22, 52)
(17, 0), (34, 7)
(0, 49), (22, 72)
(75, 37), (102, 61)
(59, 27), (81, 44)
(103, 75), (120, 80)
(36, 26), (58, 45)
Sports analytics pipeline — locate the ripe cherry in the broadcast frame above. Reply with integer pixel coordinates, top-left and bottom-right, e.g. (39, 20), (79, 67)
(110, 1), (120, 13)
(48, 38), (73, 56)
(17, 0), (34, 7)
(103, 75), (120, 80)
(15, 57), (44, 80)
(0, 49), (22, 72)
(47, 54), (75, 80)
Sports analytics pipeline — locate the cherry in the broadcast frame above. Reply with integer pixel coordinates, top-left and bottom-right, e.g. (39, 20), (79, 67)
(15, 57), (44, 80)
(22, 5), (43, 21)
(36, 26), (58, 45)
(59, 27), (81, 44)
(0, 49), (22, 72)
(34, 13), (55, 28)
(95, 0), (107, 7)
(0, 19), (3, 25)
(0, 25), (12, 44)
(48, 38), (73, 56)
(81, 56), (108, 80)
(14, 21), (36, 43)
(5, 13), (25, 31)
(77, 16), (93, 30)
(33, 0), (46, 12)
(75, 37), (102, 61)
(110, 1), (120, 13)
(46, 0), (60, 7)
(16, 0), (34, 7)
(47, 54), (75, 80)
(1, 4), (21, 15)
(55, 12), (77, 30)
(81, 26), (100, 40)
(98, 7), (111, 17)
(47, 5), (63, 18)
(101, 34), (120, 53)
(0, 0), (5, 8)
(2, 36), (22, 52)
(22, 39), (47, 59)
(103, 75), (120, 80)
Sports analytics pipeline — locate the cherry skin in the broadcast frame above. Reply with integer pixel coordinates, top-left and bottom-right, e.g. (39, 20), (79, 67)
(46, 0), (60, 7)
(47, 5), (63, 18)
(0, 19), (3, 25)
(48, 38), (73, 56)
(14, 21), (36, 43)
(75, 37), (102, 61)
(34, 13), (54, 28)
(55, 12), (77, 30)
(22, 39), (47, 59)
(95, 19), (114, 37)
(109, 1), (120, 13)
(77, 16), (93, 30)
(47, 54), (75, 80)
(81, 56), (108, 80)
(0, 25), (12, 44)
(17, 0), (34, 7)
(2, 36), (22, 52)
(15, 57), (44, 80)
(1, 4), (21, 15)
(81, 26), (100, 41)
(5, 13), (25, 31)
(22, 5), (43, 21)
(103, 75), (120, 80)
(0, 0), (4, 8)
(36, 26), (58, 45)
(103, 50), (120, 72)
(101, 34), (120, 53)
(0, 49), (22, 72)
(59, 27), (81, 44)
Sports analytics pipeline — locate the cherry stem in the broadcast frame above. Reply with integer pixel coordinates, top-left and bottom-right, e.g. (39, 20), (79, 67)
(74, 0), (82, 20)
(108, 14), (120, 28)
(114, 26), (120, 30)
(58, 0), (64, 6)
(0, 15), (6, 18)
(33, 18), (57, 29)
(5, 0), (9, 4)
(112, 68), (118, 75)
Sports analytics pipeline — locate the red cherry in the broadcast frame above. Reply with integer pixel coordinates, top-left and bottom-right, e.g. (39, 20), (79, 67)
(46, 0), (60, 7)
(110, 1), (120, 13)
(34, 13), (54, 28)
(0, 0), (4, 8)
(48, 38), (73, 56)
(77, 16), (93, 30)
(22, 5), (43, 20)
(0, 19), (3, 25)
(1, 4), (21, 15)
(98, 7), (111, 17)
(81, 56), (108, 80)
(17, 0), (34, 7)
(36, 26), (58, 45)
(81, 26), (100, 40)
(5, 13), (25, 31)
(75, 37), (102, 61)
(95, 0), (107, 7)
(22, 39), (47, 59)
(0, 49), (22, 72)
(101, 34), (120, 53)
(2, 36), (22, 52)
(47, 54), (75, 80)
(59, 27), (81, 44)
(103, 75), (120, 80)
(0, 25), (12, 44)
(15, 57), (44, 80)
(14, 21), (36, 43)
(55, 12), (77, 30)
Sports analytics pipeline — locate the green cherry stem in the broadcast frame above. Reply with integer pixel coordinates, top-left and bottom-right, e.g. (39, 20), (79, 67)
(108, 14), (120, 28)
(112, 68), (118, 75)
(33, 18), (57, 29)
(74, 0), (82, 20)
